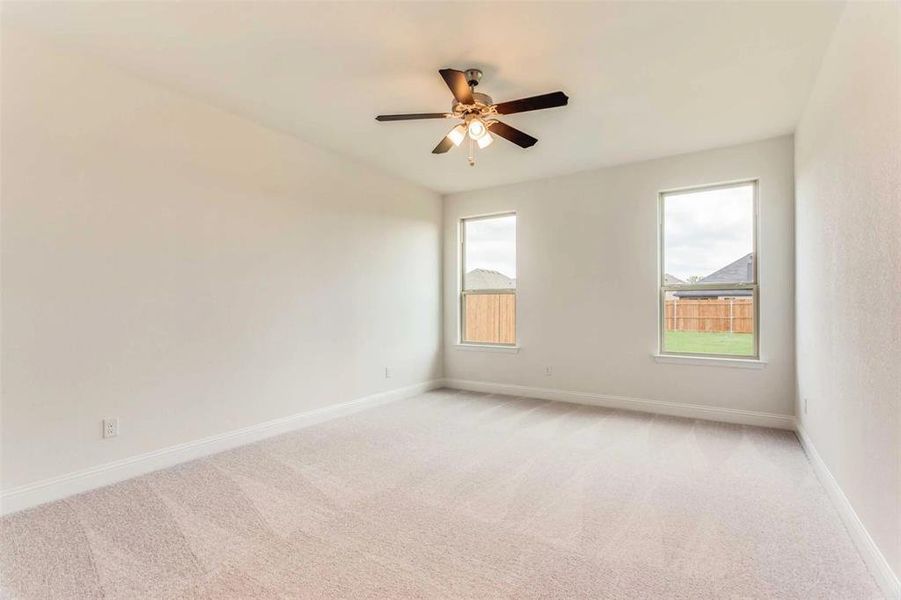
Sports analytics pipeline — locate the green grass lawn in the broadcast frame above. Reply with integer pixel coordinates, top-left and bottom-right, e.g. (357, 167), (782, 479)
(663, 331), (754, 356)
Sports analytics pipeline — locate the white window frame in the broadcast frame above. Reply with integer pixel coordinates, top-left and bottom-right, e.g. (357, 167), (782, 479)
(658, 180), (760, 360)
(459, 212), (517, 347)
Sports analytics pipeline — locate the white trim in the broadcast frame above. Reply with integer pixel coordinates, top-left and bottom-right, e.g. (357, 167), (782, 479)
(443, 378), (794, 430)
(796, 425), (901, 600)
(653, 354), (767, 369)
(459, 212), (518, 348)
(454, 344), (520, 354)
(0, 380), (441, 516)
(658, 180), (761, 360)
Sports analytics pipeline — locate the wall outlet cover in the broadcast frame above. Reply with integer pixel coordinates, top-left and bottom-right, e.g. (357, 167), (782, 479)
(103, 418), (119, 439)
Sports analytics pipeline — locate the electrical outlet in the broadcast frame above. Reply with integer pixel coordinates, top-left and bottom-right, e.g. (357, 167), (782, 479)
(545, 366), (552, 376)
(385, 367), (391, 379)
(103, 418), (119, 439)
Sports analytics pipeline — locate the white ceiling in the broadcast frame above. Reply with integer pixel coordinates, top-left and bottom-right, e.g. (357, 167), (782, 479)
(3, 1), (844, 193)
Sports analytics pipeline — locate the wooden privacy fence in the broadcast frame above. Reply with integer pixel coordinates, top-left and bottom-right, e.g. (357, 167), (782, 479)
(464, 293), (516, 344)
(462, 295), (749, 342)
(665, 298), (753, 333)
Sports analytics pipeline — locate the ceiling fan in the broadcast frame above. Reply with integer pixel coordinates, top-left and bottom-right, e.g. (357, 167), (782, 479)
(375, 68), (569, 166)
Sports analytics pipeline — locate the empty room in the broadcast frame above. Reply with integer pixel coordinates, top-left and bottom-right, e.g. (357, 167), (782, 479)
(1, 1), (899, 598)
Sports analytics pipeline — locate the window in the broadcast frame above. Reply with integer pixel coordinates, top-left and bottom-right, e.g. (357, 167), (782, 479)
(460, 213), (516, 345)
(659, 181), (758, 358)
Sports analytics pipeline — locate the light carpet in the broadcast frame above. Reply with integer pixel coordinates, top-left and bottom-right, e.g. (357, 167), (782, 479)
(0, 389), (883, 599)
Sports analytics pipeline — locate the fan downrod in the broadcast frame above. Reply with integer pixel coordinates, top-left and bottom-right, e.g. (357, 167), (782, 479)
(464, 69), (482, 88)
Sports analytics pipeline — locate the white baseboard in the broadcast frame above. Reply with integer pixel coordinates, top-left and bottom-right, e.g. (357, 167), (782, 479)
(796, 425), (901, 600)
(7, 379), (894, 599)
(443, 378), (796, 430)
(0, 380), (441, 516)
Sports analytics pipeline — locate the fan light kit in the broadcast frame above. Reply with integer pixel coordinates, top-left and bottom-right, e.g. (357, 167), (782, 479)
(376, 68), (569, 166)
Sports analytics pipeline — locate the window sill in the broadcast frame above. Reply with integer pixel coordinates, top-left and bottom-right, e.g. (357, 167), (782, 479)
(652, 354), (766, 369)
(454, 344), (520, 354)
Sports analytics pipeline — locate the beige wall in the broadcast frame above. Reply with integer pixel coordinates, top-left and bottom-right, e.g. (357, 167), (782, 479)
(0, 33), (443, 490)
(444, 136), (796, 416)
(795, 1), (901, 579)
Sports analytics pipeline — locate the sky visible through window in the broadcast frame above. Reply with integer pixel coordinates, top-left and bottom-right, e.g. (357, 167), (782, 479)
(464, 214), (516, 279)
(664, 184), (754, 281)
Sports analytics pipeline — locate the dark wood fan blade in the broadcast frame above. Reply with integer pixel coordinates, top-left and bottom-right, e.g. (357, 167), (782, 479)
(376, 113), (449, 121)
(439, 69), (475, 105)
(488, 121), (538, 148)
(432, 135), (455, 154)
(494, 91), (569, 115)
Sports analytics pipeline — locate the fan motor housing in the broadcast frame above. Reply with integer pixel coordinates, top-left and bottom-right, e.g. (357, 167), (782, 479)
(452, 92), (494, 115)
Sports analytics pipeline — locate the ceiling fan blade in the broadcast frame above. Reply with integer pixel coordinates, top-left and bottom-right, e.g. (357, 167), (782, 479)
(432, 135), (455, 154)
(493, 91), (569, 115)
(488, 121), (538, 148)
(375, 113), (449, 121)
(439, 69), (475, 105)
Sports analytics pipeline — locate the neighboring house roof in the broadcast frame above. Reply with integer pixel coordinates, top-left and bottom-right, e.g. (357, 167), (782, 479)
(664, 273), (685, 285)
(674, 253), (753, 298)
(465, 268), (515, 290)
(699, 252), (754, 284)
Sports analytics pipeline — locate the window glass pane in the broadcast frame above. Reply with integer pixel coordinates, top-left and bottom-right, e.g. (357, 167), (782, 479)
(463, 293), (516, 344)
(664, 184), (754, 285)
(663, 292), (755, 356)
(463, 214), (516, 291)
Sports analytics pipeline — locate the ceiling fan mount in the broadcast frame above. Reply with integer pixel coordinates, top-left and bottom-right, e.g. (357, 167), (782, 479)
(375, 68), (569, 166)
(463, 68), (483, 88)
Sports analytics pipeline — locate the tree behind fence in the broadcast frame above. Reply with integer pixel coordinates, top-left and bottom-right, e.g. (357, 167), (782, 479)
(665, 298), (753, 333)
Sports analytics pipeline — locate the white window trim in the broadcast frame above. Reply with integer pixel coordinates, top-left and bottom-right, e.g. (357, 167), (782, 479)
(658, 180), (760, 361)
(652, 353), (766, 369)
(459, 212), (518, 347)
(454, 343), (521, 354)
